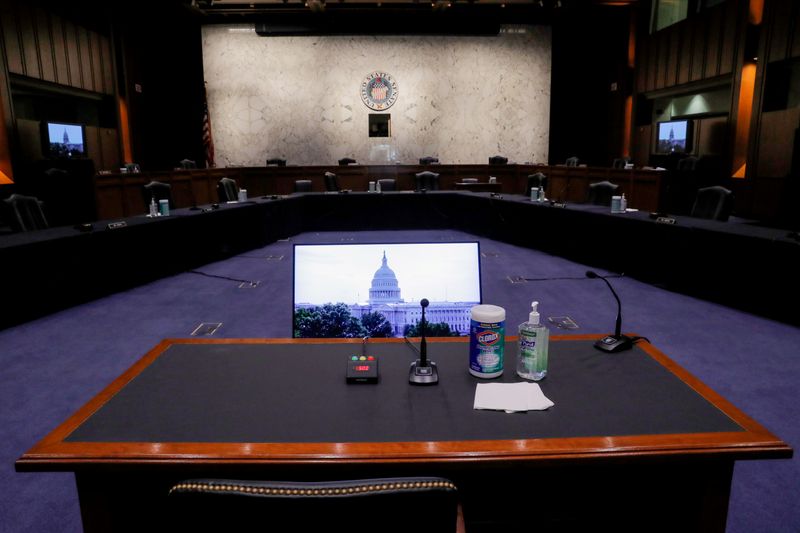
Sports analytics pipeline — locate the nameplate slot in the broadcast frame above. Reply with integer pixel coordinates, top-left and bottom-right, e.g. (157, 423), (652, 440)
(106, 221), (128, 230)
(656, 217), (676, 225)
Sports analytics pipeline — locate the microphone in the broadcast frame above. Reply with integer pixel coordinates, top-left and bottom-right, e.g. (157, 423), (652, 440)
(586, 271), (634, 353)
(409, 298), (439, 385)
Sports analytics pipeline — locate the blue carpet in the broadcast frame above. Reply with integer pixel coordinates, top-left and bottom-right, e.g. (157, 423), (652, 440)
(1, 229), (798, 532)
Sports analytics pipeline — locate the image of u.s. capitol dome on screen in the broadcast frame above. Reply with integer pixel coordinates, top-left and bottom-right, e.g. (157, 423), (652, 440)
(293, 243), (481, 338)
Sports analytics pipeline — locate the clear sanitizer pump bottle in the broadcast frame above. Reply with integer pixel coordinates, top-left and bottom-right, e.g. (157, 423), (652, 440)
(148, 196), (158, 217)
(517, 301), (549, 381)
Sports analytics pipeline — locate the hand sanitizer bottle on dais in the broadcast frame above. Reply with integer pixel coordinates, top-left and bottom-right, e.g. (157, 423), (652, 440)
(517, 301), (549, 381)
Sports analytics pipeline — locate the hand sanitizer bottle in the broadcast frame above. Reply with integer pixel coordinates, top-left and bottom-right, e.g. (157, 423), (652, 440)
(517, 301), (549, 381)
(148, 196), (158, 217)
(620, 193), (627, 212)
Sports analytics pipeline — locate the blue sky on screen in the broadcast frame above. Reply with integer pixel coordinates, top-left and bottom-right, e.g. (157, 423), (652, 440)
(48, 123), (84, 145)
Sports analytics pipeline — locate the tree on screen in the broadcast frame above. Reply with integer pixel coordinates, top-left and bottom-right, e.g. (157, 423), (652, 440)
(403, 321), (459, 337)
(360, 311), (393, 338)
(294, 303), (366, 338)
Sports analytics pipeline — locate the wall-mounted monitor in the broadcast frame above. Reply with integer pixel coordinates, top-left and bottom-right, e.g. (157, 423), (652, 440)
(42, 121), (86, 159)
(656, 119), (693, 154)
(293, 242), (482, 338)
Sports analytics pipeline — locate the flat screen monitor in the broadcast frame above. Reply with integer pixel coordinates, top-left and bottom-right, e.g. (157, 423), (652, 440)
(293, 242), (482, 338)
(43, 121), (86, 159)
(656, 120), (692, 153)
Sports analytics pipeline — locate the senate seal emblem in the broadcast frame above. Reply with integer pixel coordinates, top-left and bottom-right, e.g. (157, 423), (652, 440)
(360, 72), (398, 111)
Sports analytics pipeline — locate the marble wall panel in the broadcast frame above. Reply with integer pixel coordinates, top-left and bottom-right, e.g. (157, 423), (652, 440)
(202, 25), (551, 166)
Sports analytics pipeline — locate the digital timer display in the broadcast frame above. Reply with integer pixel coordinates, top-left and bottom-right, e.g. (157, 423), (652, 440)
(354, 365), (371, 372)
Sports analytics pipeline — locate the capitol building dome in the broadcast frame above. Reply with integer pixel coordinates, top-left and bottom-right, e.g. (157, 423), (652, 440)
(368, 252), (402, 304)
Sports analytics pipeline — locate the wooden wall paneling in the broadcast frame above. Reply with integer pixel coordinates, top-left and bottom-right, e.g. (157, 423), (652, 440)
(633, 124), (651, 167)
(756, 108), (800, 178)
(0, 2), (23, 75)
(647, 36), (658, 92)
(751, 175), (786, 219)
(666, 26), (680, 88)
(691, 17), (707, 82)
(17, 4), (40, 79)
(34, 7), (55, 83)
(84, 125), (101, 170)
(677, 22), (693, 85)
(89, 32), (104, 95)
(100, 34), (114, 95)
(14, 118), (41, 161)
(63, 20), (81, 89)
(766, 0), (792, 63)
(704, 8), (723, 79)
(791, 1), (800, 59)
(636, 39), (647, 93)
(122, 176), (148, 217)
(657, 31), (670, 89)
(76, 27), (92, 91)
(718, 1), (738, 77)
(696, 116), (728, 156)
(98, 128), (120, 172)
(49, 14), (70, 86)
(95, 177), (125, 220)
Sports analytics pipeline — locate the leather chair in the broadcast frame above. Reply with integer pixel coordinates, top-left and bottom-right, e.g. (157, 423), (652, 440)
(142, 181), (174, 210)
(488, 155), (508, 165)
(677, 156), (699, 172)
(338, 157), (357, 166)
(460, 178), (478, 183)
(377, 178), (396, 191)
(217, 177), (239, 202)
(419, 156), (439, 165)
(324, 172), (340, 192)
(690, 186), (734, 221)
(266, 158), (287, 167)
(612, 157), (631, 169)
(294, 180), (313, 192)
(168, 477), (461, 533)
(526, 172), (547, 196)
(587, 180), (619, 206)
(565, 156), (580, 167)
(2, 194), (48, 232)
(179, 159), (197, 169)
(415, 171), (439, 191)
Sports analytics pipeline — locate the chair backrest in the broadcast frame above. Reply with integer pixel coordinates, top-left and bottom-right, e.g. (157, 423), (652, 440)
(377, 178), (396, 191)
(690, 186), (734, 221)
(338, 157), (357, 166)
(142, 181), (174, 209)
(612, 157), (630, 169)
(179, 159), (197, 169)
(294, 179), (313, 193)
(415, 171), (439, 191)
(587, 180), (619, 206)
(168, 477), (459, 533)
(266, 158), (287, 166)
(526, 173), (547, 195)
(460, 178), (478, 183)
(488, 155), (508, 165)
(677, 156), (699, 172)
(217, 177), (239, 202)
(324, 172), (340, 192)
(2, 194), (48, 232)
(419, 156), (439, 165)
(565, 156), (580, 167)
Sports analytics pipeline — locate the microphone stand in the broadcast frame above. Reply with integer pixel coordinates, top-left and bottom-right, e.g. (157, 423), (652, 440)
(409, 298), (439, 385)
(586, 271), (634, 353)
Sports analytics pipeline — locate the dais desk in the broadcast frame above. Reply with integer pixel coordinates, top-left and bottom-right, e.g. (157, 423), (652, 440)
(17, 336), (790, 532)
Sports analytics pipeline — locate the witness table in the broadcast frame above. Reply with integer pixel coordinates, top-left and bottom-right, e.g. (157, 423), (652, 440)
(16, 336), (791, 532)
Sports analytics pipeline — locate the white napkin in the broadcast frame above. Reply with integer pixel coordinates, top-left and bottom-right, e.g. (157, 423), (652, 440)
(473, 382), (554, 413)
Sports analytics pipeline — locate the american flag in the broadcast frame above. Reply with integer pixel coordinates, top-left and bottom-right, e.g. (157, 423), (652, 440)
(202, 85), (215, 168)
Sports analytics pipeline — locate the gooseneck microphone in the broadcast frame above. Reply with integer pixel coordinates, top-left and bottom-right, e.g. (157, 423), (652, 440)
(586, 271), (634, 353)
(409, 298), (439, 385)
